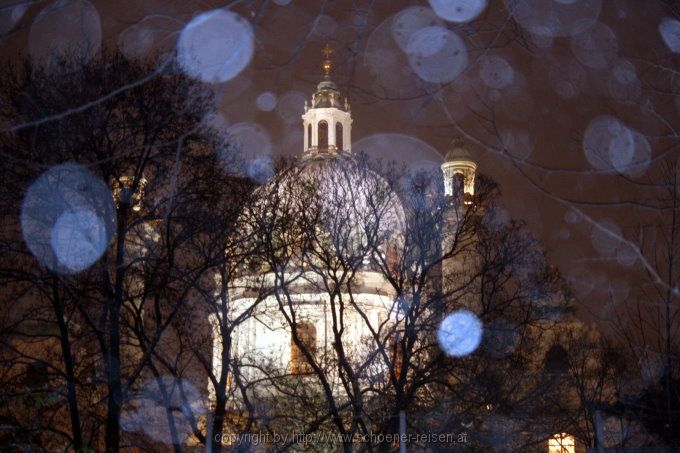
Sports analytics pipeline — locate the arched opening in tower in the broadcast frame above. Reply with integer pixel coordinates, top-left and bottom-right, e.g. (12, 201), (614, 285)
(318, 121), (328, 150)
(452, 172), (465, 199)
(336, 122), (343, 151)
(307, 124), (312, 149)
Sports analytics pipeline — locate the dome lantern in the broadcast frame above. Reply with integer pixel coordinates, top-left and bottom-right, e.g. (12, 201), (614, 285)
(441, 136), (477, 204)
(301, 44), (352, 158)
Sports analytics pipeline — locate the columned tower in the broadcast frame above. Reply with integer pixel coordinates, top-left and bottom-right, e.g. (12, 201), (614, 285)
(440, 138), (479, 307)
(441, 137), (477, 205)
(301, 44), (352, 157)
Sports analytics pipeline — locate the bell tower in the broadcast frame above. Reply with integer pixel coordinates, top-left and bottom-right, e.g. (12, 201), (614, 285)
(301, 44), (352, 157)
(440, 137), (479, 307)
(441, 137), (477, 205)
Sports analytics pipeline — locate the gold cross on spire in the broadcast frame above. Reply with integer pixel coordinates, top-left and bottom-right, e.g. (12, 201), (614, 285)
(322, 43), (333, 59)
(322, 43), (333, 77)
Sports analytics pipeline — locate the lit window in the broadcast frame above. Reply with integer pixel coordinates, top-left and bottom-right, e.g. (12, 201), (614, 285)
(548, 433), (575, 453)
(290, 321), (317, 374)
(111, 175), (146, 212)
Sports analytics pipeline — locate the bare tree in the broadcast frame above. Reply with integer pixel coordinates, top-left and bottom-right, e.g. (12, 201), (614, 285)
(606, 159), (680, 446)
(216, 152), (574, 452)
(0, 52), (249, 452)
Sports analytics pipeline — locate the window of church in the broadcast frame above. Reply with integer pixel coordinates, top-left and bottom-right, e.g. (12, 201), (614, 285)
(386, 243), (399, 277)
(548, 433), (575, 453)
(544, 344), (570, 375)
(336, 122), (343, 150)
(290, 321), (317, 374)
(318, 121), (328, 150)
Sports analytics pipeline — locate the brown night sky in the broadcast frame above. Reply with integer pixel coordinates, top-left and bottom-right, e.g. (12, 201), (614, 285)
(2, 0), (679, 326)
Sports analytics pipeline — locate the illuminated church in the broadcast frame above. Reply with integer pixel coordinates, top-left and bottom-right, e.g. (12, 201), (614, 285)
(204, 48), (595, 453)
(208, 47), (479, 399)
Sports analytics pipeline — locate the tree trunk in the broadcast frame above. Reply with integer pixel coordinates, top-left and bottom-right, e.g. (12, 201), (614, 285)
(105, 207), (128, 453)
(51, 276), (83, 451)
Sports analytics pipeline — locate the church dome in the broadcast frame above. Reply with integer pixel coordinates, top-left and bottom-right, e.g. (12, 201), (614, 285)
(317, 80), (337, 90)
(445, 146), (472, 162)
(289, 154), (403, 227)
(441, 138), (477, 198)
(235, 45), (404, 277)
(295, 154), (403, 224)
(237, 154), (405, 274)
(311, 80), (345, 110)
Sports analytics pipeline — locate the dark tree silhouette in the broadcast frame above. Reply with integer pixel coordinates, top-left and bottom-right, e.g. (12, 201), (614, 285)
(0, 52), (251, 452)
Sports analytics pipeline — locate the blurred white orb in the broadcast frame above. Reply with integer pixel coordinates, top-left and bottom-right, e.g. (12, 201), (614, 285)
(392, 7), (441, 52)
(406, 26), (468, 84)
(504, 0), (602, 38)
(51, 209), (108, 272)
(256, 91), (277, 111)
(28, 0), (101, 72)
(21, 163), (116, 274)
(480, 56), (514, 89)
(583, 115), (650, 176)
(570, 23), (618, 69)
(428, 0), (488, 23)
(438, 310), (483, 357)
(660, 17), (680, 53)
(612, 59), (636, 85)
(177, 9), (254, 83)
(118, 15), (181, 61)
(247, 155), (275, 185)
